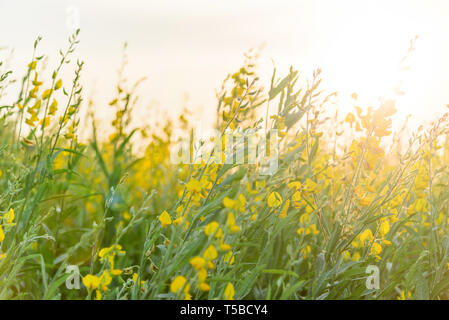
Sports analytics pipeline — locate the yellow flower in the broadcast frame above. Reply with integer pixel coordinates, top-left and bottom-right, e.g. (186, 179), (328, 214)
(173, 216), (184, 226)
(86, 201), (96, 213)
(288, 181), (302, 190)
(398, 290), (412, 300)
(226, 212), (236, 228)
(292, 191), (301, 203)
(204, 221), (219, 236)
(29, 86), (39, 98)
(304, 179), (317, 192)
(223, 251), (235, 265)
(170, 275), (187, 294)
(199, 282), (210, 292)
(189, 256), (206, 270)
(122, 211), (131, 221)
(110, 269), (123, 276)
(159, 210), (172, 228)
(25, 118), (36, 127)
(354, 186), (365, 199)
(98, 244), (125, 260)
(42, 88), (53, 100)
(54, 79), (63, 90)
(223, 197), (236, 209)
(267, 192), (282, 208)
(359, 229), (373, 243)
(301, 245), (311, 258)
(306, 224), (319, 235)
(379, 219), (390, 237)
(132, 273), (146, 286)
(99, 271), (112, 291)
(49, 99), (58, 115)
(352, 252), (361, 261)
(230, 225), (240, 233)
(342, 250), (351, 261)
(224, 282), (235, 300)
(184, 283), (191, 300)
(203, 245), (218, 260)
(226, 212), (240, 233)
(98, 248), (110, 260)
(28, 61), (36, 70)
(186, 178), (202, 193)
(345, 112), (355, 123)
(359, 193), (376, 207)
(4, 209), (14, 224)
(82, 274), (101, 291)
(236, 194), (247, 212)
(39, 116), (50, 128)
(219, 242), (232, 251)
(198, 268), (208, 282)
(280, 200), (290, 218)
(370, 242), (382, 257)
(299, 213), (310, 224)
(0, 225), (4, 243)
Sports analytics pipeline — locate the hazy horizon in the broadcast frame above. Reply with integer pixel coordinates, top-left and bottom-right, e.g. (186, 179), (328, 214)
(2, 0), (449, 131)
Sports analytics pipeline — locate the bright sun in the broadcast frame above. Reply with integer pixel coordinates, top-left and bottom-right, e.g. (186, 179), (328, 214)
(315, 0), (437, 119)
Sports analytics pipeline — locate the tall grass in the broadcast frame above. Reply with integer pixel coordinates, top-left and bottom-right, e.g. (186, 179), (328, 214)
(0, 31), (448, 300)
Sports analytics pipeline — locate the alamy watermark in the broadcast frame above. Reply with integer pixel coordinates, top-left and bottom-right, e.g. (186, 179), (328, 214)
(366, 265), (380, 290)
(170, 128), (279, 175)
(66, 5), (80, 31)
(66, 265), (80, 290)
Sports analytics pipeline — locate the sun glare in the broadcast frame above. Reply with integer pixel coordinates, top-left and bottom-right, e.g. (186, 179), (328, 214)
(315, 1), (436, 117)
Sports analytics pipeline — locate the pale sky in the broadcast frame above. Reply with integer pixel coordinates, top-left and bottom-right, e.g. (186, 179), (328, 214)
(1, 0), (449, 131)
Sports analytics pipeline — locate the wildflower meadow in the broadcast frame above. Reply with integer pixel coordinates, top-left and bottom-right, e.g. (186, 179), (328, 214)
(1, 29), (449, 301)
